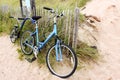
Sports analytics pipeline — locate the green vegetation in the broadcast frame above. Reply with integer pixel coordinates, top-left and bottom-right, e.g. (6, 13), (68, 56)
(0, 10), (12, 34)
(80, 13), (86, 23)
(0, 0), (90, 9)
(17, 48), (24, 61)
(35, 0), (90, 9)
(0, 0), (19, 7)
(77, 42), (99, 62)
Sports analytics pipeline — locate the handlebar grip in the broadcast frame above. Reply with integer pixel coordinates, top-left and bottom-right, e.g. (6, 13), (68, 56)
(43, 7), (52, 10)
(18, 18), (25, 20)
(9, 16), (14, 18)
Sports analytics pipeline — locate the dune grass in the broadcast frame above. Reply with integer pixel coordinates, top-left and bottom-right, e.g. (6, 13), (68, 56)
(0, 10), (12, 34)
(35, 0), (90, 10)
(0, 0), (19, 6)
(0, 0), (90, 9)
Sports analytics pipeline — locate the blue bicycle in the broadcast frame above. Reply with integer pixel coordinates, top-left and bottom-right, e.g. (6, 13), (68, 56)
(20, 7), (77, 78)
(9, 16), (35, 43)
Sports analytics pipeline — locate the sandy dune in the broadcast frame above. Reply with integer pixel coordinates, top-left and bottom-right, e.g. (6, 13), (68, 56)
(80, 0), (120, 80)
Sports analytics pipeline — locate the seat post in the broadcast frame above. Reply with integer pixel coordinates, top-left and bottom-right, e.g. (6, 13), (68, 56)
(35, 21), (39, 46)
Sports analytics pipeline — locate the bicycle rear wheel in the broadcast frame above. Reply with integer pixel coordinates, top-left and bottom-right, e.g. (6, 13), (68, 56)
(46, 43), (77, 78)
(20, 31), (34, 55)
(10, 27), (18, 43)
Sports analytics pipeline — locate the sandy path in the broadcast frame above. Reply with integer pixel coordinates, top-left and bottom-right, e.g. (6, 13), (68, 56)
(0, 36), (81, 80)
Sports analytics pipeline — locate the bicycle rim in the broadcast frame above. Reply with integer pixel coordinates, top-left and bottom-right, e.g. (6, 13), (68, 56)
(10, 29), (17, 43)
(20, 31), (34, 55)
(46, 44), (77, 78)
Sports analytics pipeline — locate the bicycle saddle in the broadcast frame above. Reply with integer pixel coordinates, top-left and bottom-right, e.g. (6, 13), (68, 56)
(32, 16), (42, 21)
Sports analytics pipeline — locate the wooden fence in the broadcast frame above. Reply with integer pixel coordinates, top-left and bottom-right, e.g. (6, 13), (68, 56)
(0, 6), (80, 50)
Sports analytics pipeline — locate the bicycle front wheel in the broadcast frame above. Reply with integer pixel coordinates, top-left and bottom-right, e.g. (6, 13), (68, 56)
(20, 31), (34, 55)
(46, 43), (77, 78)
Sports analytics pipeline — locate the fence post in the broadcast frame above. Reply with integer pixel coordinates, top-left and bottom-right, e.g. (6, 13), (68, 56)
(68, 10), (72, 45)
(64, 10), (69, 42)
(72, 7), (80, 51)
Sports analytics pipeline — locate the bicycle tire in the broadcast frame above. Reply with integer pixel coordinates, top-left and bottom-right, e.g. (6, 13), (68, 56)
(10, 28), (17, 43)
(46, 43), (77, 78)
(20, 31), (34, 55)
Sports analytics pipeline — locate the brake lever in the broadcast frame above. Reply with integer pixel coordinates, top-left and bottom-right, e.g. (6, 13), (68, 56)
(50, 9), (55, 13)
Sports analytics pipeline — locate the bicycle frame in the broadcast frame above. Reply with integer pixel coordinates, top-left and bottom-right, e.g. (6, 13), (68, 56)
(25, 17), (62, 61)
(37, 24), (57, 49)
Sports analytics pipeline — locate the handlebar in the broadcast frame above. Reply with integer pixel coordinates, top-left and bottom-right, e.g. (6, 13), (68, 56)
(43, 7), (64, 18)
(9, 16), (36, 24)
(9, 16), (25, 20)
(18, 18), (25, 20)
(43, 7), (53, 10)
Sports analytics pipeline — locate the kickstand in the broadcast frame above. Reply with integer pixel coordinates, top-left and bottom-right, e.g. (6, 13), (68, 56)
(25, 57), (36, 63)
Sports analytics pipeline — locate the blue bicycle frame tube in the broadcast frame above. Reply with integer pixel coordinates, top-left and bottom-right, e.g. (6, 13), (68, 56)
(38, 23), (57, 49)
(24, 36), (34, 49)
(19, 18), (30, 31)
(58, 40), (62, 61)
(44, 23), (57, 43)
(19, 18), (35, 37)
(55, 39), (62, 61)
(36, 25), (39, 46)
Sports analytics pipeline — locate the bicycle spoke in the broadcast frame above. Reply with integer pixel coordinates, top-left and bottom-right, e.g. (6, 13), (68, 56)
(20, 31), (34, 55)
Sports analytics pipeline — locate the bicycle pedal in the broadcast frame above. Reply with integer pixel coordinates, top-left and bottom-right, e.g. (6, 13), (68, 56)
(33, 46), (39, 58)
(25, 57), (36, 63)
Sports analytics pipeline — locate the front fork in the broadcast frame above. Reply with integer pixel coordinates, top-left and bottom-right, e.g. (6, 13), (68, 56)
(55, 37), (63, 61)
